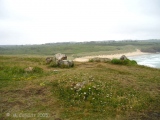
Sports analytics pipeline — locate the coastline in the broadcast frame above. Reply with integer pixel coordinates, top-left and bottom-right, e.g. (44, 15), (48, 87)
(74, 49), (150, 62)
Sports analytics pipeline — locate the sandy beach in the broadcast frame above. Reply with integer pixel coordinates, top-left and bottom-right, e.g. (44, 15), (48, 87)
(74, 49), (149, 62)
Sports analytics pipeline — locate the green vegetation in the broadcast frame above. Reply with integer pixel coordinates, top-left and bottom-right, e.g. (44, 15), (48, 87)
(111, 59), (137, 65)
(0, 56), (46, 81)
(141, 45), (160, 53)
(1, 40), (160, 58)
(89, 57), (137, 66)
(0, 55), (160, 120)
(0, 40), (160, 119)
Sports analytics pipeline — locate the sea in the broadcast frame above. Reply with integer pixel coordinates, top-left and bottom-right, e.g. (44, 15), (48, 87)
(128, 53), (160, 69)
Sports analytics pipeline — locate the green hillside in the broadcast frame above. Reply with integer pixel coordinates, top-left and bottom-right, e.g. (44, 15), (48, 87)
(0, 40), (160, 58)
(0, 55), (160, 120)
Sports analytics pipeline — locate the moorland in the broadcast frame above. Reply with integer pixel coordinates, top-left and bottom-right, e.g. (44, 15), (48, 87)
(0, 40), (160, 120)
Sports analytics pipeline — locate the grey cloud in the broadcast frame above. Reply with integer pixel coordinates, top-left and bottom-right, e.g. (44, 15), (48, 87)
(0, 0), (160, 45)
(0, 0), (8, 18)
(0, 1), (4, 17)
(127, 0), (160, 16)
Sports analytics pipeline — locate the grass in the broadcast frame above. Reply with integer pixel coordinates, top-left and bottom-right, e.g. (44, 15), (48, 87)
(0, 57), (44, 81)
(50, 65), (160, 119)
(0, 55), (160, 120)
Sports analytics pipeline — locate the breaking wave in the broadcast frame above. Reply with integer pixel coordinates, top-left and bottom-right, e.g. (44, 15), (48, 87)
(128, 54), (160, 69)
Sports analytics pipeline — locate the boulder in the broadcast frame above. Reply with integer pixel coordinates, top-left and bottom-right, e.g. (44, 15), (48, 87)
(46, 56), (56, 64)
(55, 53), (67, 62)
(46, 56), (57, 64)
(68, 60), (74, 67)
(120, 55), (128, 60)
(46, 57), (53, 64)
(46, 53), (74, 68)
(58, 60), (74, 67)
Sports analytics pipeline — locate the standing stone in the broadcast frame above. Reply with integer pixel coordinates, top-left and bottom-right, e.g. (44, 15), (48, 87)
(120, 55), (128, 60)
(55, 53), (67, 61)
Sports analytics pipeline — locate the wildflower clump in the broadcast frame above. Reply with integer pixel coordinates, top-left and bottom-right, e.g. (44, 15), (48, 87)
(54, 80), (105, 110)
(51, 72), (154, 119)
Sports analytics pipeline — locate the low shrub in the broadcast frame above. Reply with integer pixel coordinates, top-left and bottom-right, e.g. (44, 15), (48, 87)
(111, 59), (137, 65)
(130, 60), (137, 65)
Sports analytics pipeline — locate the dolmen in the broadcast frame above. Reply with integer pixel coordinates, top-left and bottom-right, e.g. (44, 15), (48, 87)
(46, 53), (74, 68)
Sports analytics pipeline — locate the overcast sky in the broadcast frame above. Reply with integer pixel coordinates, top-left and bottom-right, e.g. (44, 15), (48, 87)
(0, 0), (160, 45)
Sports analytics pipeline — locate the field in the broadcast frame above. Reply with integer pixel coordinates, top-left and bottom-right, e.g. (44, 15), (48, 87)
(0, 55), (160, 120)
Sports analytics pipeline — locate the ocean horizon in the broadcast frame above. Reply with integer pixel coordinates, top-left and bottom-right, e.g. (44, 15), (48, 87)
(128, 53), (160, 69)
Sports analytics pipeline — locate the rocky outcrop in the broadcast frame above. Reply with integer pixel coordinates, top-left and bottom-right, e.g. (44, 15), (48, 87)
(46, 53), (74, 68)
(58, 60), (74, 68)
(120, 55), (128, 60)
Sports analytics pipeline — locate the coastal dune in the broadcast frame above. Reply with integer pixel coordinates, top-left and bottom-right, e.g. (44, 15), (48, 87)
(74, 49), (149, 62)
